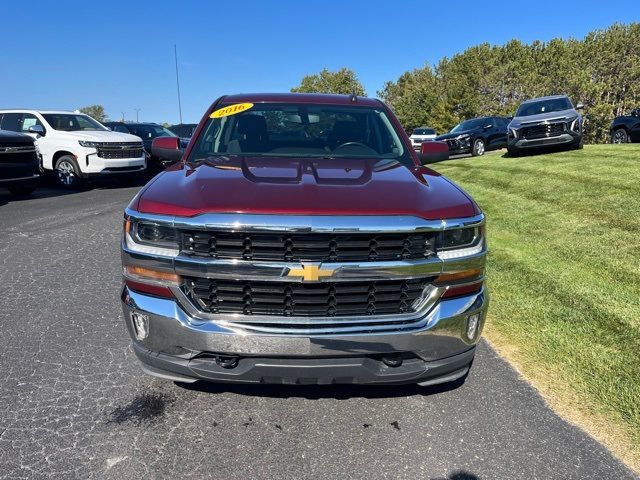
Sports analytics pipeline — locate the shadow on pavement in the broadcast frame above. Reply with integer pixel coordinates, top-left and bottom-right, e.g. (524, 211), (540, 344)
(0, 173), (152, 207)
(175, 375), (467, 400)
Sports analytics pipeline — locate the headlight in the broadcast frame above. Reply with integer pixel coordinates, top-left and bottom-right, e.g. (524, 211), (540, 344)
(124, 219), (179, 257)
(508, 128), (518, 139)
(78, 140), (101, 148)
(569, 117), (581, 133)
(436, 226), (484, 259)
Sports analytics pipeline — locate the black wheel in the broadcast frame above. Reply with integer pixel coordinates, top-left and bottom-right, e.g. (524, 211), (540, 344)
(507, 146), (520, 157)
(55, 156), (82, 189)
(611, 128), (628, 144)
(7, 184), (37, 196)
(471, 138), (485, 156)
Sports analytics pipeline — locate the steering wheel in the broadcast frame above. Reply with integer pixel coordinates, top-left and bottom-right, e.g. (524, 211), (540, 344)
(333, 142), (379, 156)
(335, 141), (370, 150)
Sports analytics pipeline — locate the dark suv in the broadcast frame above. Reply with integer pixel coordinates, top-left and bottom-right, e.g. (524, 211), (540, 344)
(610, 108), (640, 144)
(168, 123), (198, 139)
(436, 117), (509, 156)
(0, 130), (41, 196)
(104, 122), (188, 169)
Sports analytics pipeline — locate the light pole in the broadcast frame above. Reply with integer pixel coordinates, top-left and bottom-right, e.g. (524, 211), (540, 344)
(134, 108), (140, 122)
(174, 44), (183, 124)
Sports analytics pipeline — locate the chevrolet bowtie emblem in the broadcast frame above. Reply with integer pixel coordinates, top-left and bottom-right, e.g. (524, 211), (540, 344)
(287, 263), (335, 282)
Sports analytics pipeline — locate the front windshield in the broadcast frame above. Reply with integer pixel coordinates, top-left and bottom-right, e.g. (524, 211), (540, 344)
(128, 124), (177, 140)
(516, 97), (572, 117)
(188, 103), (406, 162)
(43, 114), (107, 132)
(450, 118), (485, 133)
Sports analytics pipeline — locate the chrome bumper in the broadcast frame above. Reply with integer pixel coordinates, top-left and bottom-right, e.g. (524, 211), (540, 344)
(121, 286), (488, 384)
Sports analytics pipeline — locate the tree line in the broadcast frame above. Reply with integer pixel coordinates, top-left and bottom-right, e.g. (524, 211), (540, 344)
(292, 23), (640, 144)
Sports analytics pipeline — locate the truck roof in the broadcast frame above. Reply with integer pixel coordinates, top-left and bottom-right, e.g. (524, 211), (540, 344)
(219, 93), (382, 107)
(0, 109), (82, 115)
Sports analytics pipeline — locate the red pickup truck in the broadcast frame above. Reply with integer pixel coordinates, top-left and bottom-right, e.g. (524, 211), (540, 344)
(121, 93), (488, 386)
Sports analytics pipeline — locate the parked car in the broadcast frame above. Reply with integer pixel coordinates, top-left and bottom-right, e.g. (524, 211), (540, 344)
(121, 93), (488, 387)
(104, 122), (189, 169)
(436, 116), (509, 156)
(409, 127), (437, 150)
(0, 130), (42, 196)
(168, 123), (198, 139)
(610, 108), (640, 144)
(0, 110), (145, 188)
(507, 95), (583, 156)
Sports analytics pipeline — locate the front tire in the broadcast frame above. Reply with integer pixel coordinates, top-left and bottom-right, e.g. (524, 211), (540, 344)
(55, 156), (82, 189)
(7, 184), (38, 196)
(611, 128), (628, 144)
(472, 138), (485, 156)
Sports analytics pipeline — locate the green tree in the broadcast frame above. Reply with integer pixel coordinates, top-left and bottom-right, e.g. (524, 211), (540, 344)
(292, 68), (366, 96)
(79, 105), (107, 123)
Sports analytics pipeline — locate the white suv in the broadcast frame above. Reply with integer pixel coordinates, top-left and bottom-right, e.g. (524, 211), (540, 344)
(0, 110), (146, 187)
(409, 127), (437, 150)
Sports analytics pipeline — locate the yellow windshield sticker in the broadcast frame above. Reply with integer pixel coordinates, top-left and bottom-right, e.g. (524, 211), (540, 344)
(210, 103), (254, 118)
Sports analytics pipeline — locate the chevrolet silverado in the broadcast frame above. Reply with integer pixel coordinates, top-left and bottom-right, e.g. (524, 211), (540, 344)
(121, 93), (488, 386)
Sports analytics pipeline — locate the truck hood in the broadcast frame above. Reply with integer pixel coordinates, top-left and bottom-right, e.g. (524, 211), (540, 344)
(0, 130), (35, 147)
(134, 156), (477, 219)
(509, 108), (578, 128)
(54, 130), (142, 143)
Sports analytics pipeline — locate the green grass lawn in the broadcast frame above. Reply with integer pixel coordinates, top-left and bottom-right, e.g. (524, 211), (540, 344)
(430, 145), (640, 469)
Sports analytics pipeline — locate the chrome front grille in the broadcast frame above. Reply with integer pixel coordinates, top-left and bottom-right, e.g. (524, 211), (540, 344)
(180, 231), (435, 262)
(182, 277), (430, 318)
(97, 142), (144, 159)
(521, 122), (565, 139)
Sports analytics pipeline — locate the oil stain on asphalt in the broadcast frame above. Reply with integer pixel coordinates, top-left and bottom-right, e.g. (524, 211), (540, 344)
(107, 391), (176, 426)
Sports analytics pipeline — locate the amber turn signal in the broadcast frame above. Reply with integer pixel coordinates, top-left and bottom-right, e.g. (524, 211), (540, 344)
(435, 268), (484, 285)
(124, 265), (181, 284)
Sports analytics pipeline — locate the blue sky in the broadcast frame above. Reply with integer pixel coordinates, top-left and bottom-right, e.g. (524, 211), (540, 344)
(1, 1), (635, 124)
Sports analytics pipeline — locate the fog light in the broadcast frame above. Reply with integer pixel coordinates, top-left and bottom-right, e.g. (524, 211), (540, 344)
(466, 314), (480, 340)
(131, 312), (149, 340)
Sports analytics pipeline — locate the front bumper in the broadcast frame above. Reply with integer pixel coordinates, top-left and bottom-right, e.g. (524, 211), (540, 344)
(0, 173), (41, 186)
(508, 132), (581, 150)
(80, 148), (147, 176)
(441, 138), (472, 155)
(121, 286), (488, 385)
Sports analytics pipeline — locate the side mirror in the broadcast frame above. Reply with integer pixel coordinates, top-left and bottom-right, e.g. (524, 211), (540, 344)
(418, 140), (449, 164)
(28, 125), (45, 136)
(151, 136), (183, 163)
(576, 103), (584, 110)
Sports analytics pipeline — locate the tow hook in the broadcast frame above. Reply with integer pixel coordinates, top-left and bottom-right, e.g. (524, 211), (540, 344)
(215, 355), (239, 369)
(382, 355), (403, 368)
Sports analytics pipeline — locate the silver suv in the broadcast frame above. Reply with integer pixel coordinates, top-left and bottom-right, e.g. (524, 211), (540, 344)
(507, 95), (584, 156)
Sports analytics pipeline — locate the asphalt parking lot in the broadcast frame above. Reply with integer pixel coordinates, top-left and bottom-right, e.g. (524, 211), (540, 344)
(0, 182), (637, 480)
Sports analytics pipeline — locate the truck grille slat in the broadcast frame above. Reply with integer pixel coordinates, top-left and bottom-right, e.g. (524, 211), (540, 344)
(94, 142), (144, 159)
(521, 122), (565, 139)
(183, 277), (429, 319)
(181, 231), (434, 262)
